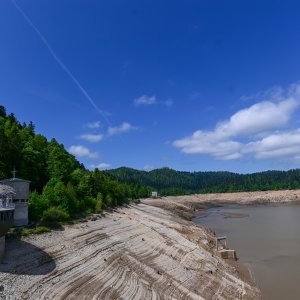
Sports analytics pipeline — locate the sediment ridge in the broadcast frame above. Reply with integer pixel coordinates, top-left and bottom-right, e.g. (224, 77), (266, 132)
(0, 202), (261, 299)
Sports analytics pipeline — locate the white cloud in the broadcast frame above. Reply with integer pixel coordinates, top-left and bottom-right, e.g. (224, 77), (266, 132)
(244, 130), (300, 160)
(86, 121), (101, 129)
(107, 122), (137, 136)
(134, 95), (157, 106)
(79, 134), (103, 143)
(173, 83), (300, 161)
(134, 95), (174, 107)
(90, 162), (111, 170)
(173, 130), (242, 160)
(68, 145), (98, 159)
(217, 99), (297, 137)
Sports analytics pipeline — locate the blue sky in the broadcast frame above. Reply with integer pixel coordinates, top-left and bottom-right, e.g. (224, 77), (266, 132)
(2, 0), (300, 173)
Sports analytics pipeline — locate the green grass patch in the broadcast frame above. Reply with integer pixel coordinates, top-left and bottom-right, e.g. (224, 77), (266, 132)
(8, 226), (52, 238)
(21, 226), (51, 236)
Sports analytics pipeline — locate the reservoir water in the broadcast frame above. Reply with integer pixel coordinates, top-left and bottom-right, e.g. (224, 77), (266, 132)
(193, 205), (300, 300)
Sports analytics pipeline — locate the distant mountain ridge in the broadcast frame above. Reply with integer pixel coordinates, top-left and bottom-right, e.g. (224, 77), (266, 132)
(106, 167), (300, 195)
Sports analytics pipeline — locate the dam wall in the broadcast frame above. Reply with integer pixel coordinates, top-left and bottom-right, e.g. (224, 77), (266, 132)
(14, 202), (28, 227)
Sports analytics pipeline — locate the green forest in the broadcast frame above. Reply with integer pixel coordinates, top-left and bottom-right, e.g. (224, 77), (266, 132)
(2, 104), (300, 226)
(107, 167), (300, 195)
(0, 106), (151, 225)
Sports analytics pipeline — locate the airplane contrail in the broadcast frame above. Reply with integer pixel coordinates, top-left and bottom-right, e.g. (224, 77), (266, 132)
(11, 0), (111, 125)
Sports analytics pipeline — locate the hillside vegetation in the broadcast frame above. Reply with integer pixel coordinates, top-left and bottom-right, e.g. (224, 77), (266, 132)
(106, 166), (300, 195)
(2, 104), (300, 225)
(0, 106), (150, 224)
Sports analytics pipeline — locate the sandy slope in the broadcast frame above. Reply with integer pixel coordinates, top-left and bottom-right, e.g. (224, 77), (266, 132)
(0, 204), (260, 299)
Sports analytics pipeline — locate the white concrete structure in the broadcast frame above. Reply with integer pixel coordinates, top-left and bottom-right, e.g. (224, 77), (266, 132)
(0, 178), (30, 226)
(151, 191), (158, 198)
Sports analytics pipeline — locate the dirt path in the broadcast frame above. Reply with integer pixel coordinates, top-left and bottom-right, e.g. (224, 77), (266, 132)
(0, 204), (260, 299)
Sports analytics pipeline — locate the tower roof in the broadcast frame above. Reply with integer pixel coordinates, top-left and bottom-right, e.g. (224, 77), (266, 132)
(0, 184), (16, 196)
(0, 178), (31, 183)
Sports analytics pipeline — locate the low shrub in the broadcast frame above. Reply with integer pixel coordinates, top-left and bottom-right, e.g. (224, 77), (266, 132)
(42, 207), (70, 223)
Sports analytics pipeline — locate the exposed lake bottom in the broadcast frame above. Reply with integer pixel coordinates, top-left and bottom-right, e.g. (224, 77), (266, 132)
(193, 205), (300, 300)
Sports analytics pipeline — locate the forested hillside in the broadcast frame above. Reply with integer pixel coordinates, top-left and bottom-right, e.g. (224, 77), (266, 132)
(3, 103), (300, 225)
(0, 106), (151, 224)
(106, 167), (300, 195)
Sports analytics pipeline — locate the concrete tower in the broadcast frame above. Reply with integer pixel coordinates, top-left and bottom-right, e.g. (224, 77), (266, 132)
(0, 185), (15, 261)
(0, 170), (30, 226)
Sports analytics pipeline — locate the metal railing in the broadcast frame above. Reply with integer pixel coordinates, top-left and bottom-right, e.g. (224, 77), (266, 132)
(0, 198), (15, 209)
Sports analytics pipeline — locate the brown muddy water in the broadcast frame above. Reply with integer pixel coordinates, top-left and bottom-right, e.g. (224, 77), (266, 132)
(193, 205), (300, 300)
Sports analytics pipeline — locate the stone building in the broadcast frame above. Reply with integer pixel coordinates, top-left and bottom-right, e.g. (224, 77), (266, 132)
(0, 176), (30, 226)
(0, 185), (15, 261)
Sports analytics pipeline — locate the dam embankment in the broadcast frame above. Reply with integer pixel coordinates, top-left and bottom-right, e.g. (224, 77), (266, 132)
(0, 203), (260, 299)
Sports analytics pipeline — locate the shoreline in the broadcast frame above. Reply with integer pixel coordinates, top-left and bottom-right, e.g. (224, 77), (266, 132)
(0, 202), (261, 299)
(140, 189), (300, 298)
(141, 189), (300, 221)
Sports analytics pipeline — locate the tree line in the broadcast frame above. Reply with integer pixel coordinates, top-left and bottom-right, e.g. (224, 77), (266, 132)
(106, 166), (300, 195)
(0, 106), (151, 224)
(3, 104), (300, 225)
